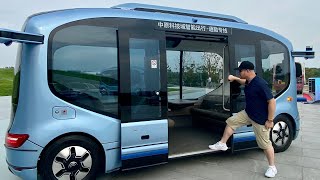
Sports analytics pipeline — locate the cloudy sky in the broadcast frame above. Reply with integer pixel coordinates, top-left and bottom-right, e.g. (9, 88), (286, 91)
(0, 0), (319, 68)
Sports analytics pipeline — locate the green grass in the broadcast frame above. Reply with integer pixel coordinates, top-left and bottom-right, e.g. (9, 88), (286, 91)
(168, 87), (179, 92)
(0, 67), (14, 96)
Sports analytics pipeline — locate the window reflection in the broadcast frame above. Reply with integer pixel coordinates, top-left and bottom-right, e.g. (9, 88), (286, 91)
(261, 40), (289, 95)
(234, 44), (256, 67)
(129, 38), (162, 120)
(49, 25), (118, 117)
(167, 51), (180, 100)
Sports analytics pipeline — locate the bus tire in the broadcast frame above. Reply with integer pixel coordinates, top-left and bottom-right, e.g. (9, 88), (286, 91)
(39, 135), (102, 180)
(270, 115), (293, 153)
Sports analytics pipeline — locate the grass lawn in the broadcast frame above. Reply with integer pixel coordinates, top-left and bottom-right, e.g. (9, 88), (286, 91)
(0, 67), (14, 96)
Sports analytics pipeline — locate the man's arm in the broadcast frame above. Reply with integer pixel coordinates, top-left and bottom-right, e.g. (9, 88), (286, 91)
(228, 75), (246, 85)
(267, 98), (276, 121)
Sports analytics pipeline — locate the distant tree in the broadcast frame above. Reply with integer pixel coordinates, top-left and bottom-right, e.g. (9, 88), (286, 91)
(305, 68), (320, 82)
(182, 52), (198, 87)
(202, 52), (223, 85)
(167, 55), (180, 87)
(167, 52), (224, 88)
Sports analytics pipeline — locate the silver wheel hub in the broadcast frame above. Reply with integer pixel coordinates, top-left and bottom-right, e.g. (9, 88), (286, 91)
(52, 146), (92, 180)
(271, 121), (290, 146)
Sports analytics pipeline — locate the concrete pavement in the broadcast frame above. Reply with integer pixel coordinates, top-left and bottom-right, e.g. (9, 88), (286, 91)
(0, 96), (319, 180)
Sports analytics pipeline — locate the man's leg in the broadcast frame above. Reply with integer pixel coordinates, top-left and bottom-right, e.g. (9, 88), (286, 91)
(264, 146), (275, 166)
(208, 124), (234, 151)
(209, 110), (250, 151)
(264, 146), (277, 177)
(220, 125), (234, 143)
(251, 120), (277, 177)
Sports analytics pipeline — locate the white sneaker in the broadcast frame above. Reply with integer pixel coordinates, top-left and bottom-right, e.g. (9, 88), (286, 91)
(265, 166), (277, 178)
(208, 141), (228, 151)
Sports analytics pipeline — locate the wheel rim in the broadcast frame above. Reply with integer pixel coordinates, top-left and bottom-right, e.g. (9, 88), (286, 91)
(271, 121), (290, 147)
(52, 146), (92, 180)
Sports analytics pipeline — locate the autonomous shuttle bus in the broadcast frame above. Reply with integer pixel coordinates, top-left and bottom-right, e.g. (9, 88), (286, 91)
(0, 3), (314, 179)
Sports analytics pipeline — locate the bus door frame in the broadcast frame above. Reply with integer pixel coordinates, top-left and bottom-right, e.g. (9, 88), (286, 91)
(118, 27), (168, 170)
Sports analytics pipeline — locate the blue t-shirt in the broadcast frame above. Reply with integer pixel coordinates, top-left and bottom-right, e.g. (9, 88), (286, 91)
(244, 76), (273, 125)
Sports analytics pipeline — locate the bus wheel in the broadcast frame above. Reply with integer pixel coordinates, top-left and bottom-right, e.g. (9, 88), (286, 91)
(39, 135), (102, 180)
(270, 115), (293, 153)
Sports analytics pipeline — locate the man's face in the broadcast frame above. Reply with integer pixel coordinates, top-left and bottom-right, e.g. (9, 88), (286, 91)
(239, 69), (247, 79)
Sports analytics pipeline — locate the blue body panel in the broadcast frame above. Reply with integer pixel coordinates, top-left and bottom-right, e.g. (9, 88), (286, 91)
(122, 148), (168, 160)
(121, 120), (168, 168)
(6, 140), (42, 168)
(5, 140), (42, 180)
(233, 131), (256, 143)
(8, 166), (37, 180)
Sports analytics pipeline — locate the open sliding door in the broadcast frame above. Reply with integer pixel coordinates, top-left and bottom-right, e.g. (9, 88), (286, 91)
(230, 43), (258, 151)
(118, 28), (168, 170)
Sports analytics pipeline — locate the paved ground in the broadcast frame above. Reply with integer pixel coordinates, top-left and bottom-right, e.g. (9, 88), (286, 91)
(1, 96), (320, 180)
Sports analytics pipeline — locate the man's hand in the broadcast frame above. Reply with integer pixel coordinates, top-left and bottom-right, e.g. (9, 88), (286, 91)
(265, 120), (274, 129)
(228, 75), (246, 85)
(228, 75), (237, 82)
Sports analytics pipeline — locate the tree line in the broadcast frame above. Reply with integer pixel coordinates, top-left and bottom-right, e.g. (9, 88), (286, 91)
(305, 68), (320, 83)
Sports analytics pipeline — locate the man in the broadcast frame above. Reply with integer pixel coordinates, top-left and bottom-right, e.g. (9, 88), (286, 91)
(208, 61), (277, 178)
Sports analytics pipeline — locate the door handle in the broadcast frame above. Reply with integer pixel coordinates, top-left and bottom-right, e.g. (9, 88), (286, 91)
(141, 135), (150, 140)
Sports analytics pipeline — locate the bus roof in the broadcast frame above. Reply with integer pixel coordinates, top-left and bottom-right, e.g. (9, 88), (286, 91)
(24, 4), (292, 49)
(112, 3), (247, 24)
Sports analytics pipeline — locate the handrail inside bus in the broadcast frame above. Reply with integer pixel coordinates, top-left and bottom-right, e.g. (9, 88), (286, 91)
(222, 45), (230, 112)
(112, 3), (247, 24)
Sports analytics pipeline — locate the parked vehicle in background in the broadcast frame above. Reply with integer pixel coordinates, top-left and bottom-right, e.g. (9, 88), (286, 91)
(295, 62), (305, 94)
(273, 62), (305, 94)
(99, 68), (118, 95)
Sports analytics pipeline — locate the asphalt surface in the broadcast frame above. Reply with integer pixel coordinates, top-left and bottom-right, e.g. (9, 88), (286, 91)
(1, 96), (320, 180)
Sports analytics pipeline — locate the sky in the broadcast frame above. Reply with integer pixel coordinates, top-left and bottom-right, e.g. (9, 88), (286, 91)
(0, 0), (319, 68)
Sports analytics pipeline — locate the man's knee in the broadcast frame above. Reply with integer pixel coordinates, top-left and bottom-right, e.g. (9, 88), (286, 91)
(257, 139), (272, 150)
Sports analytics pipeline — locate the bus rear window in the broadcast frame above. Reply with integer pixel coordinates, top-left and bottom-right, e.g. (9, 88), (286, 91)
(48, 24), (119, 118)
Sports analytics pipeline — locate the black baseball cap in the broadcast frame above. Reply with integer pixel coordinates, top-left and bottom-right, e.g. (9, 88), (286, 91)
(234, 61), (254, 71)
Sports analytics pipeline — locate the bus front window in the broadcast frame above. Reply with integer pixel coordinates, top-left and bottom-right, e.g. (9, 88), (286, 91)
(261, 40), (289, 95)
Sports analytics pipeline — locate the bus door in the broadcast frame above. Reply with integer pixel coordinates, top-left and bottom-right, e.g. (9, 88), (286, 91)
(118, 29), (168, 170)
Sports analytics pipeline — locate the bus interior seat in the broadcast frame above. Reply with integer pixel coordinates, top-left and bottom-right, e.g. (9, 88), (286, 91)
(190, 95), (231, 127)
(168, 105), (194, 128)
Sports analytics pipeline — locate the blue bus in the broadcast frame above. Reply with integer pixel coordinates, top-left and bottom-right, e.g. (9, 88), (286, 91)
(1, 3), (314, 180)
